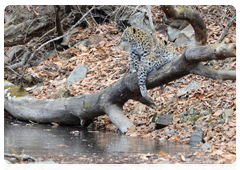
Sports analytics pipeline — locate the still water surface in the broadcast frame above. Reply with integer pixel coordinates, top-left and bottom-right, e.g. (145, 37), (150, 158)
(4, 119), (198, 160)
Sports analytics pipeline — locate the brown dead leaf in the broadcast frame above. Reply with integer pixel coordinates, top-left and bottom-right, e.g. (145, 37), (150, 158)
(108, 28), (119, 34)
(180, 154), (186, 162)
(213, 109), (222, 117)
(228, 121), (236, 127)
(130, 132), (139, 137)
(99, 41), (106, 47)
(32, 90), (38, 96)
(158, 151), (169, 156)
(221, 154), (236, 161)
(226, 128), (236, 138)
(210, 149), (224, 156)
(125, 126), (137, 136)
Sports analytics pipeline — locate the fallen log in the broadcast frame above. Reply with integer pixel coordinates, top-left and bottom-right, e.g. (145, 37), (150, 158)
(4, 42), (236, 133)
(4, 6), (236, 133)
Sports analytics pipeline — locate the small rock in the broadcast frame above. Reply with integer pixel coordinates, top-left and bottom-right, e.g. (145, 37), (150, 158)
(4, 45), (24, 63)
(167, 26), (180, 41)
(128, 12), (151, 32)
(200, 109), (211, 116)
(178, 113), (185, 119)
(155, 114), (173, 129)
(175, 24), (195, 47)
(66, 64), (88, 86)
(201, 142), (212, 153)
(180, 24), (194, 38)
(217, 119), (225, 124)
(174, 33), (191, 47)
(165, 129), (175, 135)
(177, 81), (201, 97)
(187, 108), (194, 115)
(4, 160), (12, 169)
(189, 125), (204, 145)
(222, 109), (234, 119)
(179, 108), (194, 119)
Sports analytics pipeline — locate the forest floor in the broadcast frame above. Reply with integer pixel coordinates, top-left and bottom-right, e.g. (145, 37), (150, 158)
(4, 5), (236, 164)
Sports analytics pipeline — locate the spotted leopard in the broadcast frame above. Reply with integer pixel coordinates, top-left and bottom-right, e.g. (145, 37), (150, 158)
(121, 26), (177, 105)
(121, 26), (153, 73)
(138, 39), (177, 104)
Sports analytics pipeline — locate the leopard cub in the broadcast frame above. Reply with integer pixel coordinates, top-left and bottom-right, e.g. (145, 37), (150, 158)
(121, 26), (177, 106)
(138, 39), (177, 104)
(121, 26), (153, 73)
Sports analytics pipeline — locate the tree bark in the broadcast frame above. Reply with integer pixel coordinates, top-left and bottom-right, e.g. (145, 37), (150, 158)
(4, 17), (55, 47)
(4, 6), (236, 133)
(161, 5), (208, 45)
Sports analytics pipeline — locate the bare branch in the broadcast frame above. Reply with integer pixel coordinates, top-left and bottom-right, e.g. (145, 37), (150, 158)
(215, 12), (236, 44)
(130, 5), (140, 16)
(191, 63), (236, 80)
(24, 6), (95, 67)
(185, 43), (236, 62)
(146, 5), (159, 47)
(4, 62), (21, 76)
(7, 50), (31, 70)
(105, 104), (134, 133)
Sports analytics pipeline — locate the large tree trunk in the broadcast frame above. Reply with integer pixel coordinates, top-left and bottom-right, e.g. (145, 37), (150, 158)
(4, 6), (236, 133)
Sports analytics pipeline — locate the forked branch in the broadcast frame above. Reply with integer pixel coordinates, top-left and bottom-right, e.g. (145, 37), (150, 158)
(185, 43), (236, 62)
(191, 63), (236, 80)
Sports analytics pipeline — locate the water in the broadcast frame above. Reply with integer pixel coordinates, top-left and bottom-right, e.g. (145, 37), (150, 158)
(4, 119), (199, 163)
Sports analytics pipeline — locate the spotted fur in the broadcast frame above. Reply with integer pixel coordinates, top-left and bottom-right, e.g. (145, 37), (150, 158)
(138, 39), (176, 100)
(121, 26), (153, 73)
(121, 27), (178, 104)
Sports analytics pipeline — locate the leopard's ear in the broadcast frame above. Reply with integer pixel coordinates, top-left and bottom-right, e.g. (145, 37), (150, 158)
(163, 40), (168, 46)
(132, 27), (136, 34)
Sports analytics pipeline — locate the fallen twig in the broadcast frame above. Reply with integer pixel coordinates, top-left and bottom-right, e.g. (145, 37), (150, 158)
(215, 12), (236, 44)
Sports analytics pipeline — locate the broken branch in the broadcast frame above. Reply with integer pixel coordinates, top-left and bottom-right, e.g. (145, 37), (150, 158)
(185, 43), (236, 62)
(191, 63), (236, 80)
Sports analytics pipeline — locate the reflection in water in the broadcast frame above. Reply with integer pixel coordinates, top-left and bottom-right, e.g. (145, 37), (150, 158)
(4, 119), (198, 157)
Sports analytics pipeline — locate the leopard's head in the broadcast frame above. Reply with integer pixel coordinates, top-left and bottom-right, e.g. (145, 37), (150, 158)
(121, 26), (140, 43)
(156, 39), (177, 58)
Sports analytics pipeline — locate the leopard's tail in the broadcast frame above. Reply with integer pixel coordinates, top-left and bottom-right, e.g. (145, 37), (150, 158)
(137, 65), (156, 108)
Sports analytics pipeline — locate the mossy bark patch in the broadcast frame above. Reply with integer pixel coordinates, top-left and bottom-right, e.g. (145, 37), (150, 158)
(4, 82), (28, 98)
